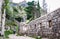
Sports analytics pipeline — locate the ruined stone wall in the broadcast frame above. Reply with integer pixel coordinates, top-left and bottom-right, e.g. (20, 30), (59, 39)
(28, 8), (60, 39)
(19, 22), (29, 35)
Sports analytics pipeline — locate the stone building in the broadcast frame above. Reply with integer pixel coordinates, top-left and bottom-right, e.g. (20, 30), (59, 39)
(27, 8), (60, 39)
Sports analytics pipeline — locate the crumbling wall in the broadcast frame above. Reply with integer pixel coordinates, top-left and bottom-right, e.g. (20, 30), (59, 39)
(28, 8), (60, 39)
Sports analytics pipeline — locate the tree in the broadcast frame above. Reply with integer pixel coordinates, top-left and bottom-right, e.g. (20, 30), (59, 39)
(24, 1), (35, 20)
(24, 0), (41, 21)
(1, 0), (8, 39)
(2, 0), (19, 36)
(37, 0), (41, 17)
(5, 1), (21, 26)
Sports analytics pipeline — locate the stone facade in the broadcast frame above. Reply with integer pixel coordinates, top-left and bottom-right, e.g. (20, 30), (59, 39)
(27, 8), (60, 39)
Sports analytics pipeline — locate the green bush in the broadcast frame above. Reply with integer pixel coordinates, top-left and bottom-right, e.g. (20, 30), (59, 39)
(30, 36), (42, 39)
(16, 34), (22, 36)
(35, 36), (41, 39)
(4, 30), (13, 38)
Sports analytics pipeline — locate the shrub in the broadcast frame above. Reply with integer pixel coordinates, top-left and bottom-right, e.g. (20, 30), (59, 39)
(4, 30), (13, 38)
(35, 36), (42, 39)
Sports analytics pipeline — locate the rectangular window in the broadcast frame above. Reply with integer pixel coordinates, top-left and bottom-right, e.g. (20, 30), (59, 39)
(40, 23), (42, 28)
(49, 20), (52, 27)
(35, 24), (36, 28)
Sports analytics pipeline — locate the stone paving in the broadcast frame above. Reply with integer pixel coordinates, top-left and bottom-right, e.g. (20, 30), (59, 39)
(9, 34), (35, 39)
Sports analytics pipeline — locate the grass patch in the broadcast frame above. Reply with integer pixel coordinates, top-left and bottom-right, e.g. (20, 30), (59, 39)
(29, 36), (42, 39)
(5, 38), (9, 39)
(35, 36), (41, 39)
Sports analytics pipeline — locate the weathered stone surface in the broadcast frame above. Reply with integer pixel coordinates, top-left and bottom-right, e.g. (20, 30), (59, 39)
(27, 8), (60, 39)
(19, 8), (60, 39)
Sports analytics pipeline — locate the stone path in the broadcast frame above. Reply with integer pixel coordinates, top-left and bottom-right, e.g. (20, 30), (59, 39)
(9, 34), (35, 39)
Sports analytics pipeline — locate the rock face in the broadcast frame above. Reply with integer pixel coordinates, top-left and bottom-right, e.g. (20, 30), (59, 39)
(27, 8), (60, 39)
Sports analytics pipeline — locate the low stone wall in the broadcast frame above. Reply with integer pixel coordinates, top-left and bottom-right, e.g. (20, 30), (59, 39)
(27, 8), (60, 39)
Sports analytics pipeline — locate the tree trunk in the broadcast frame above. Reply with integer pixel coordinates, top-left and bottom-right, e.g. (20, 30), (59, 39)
(1, 9), (6, 39)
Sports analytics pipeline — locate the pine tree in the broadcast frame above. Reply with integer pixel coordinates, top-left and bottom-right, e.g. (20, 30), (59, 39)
(37, 0), (41, 17)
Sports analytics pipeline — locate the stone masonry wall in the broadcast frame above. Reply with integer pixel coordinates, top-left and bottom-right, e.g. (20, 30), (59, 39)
(27, 8), (60, 39)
